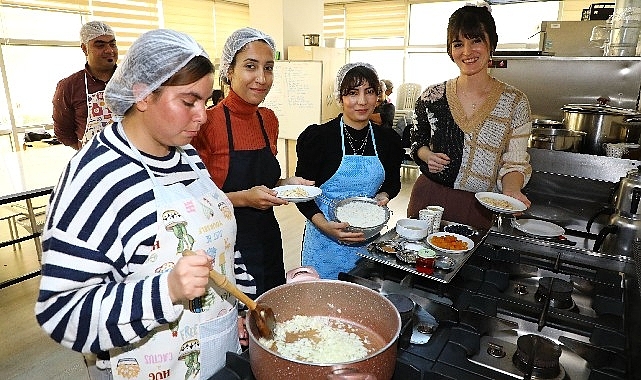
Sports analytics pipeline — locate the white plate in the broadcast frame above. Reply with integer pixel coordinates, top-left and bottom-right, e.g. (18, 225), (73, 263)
(512, 219), (565, 237)
(273, 185), (321, 203)
(475, 192), (527, 214)
(426, 232), (474, 254)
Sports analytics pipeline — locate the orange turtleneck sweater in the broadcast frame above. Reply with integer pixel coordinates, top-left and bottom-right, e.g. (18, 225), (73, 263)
(192, 89), (279, 188)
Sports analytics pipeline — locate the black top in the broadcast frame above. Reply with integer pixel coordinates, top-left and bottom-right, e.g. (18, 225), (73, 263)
(294, 114), (404, 220)
(374, 99), (396, 129)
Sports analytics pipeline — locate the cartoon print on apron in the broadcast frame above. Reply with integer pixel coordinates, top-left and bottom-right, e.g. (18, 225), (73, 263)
(81, 73), (113, 147)
(301, 119), (385, 279)
(220, 105), (283, 298)
(110, 128), (240, 380)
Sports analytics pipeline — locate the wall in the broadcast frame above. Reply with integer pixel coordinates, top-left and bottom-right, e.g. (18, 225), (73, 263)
(249, 0), (323, 59)
(560, 0), (602, 21)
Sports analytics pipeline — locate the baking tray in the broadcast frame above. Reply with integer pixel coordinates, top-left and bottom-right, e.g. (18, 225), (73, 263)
(356, 221), (488, 283)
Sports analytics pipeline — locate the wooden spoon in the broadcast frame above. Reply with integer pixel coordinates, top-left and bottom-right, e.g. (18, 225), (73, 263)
(182, 250), (276, 339)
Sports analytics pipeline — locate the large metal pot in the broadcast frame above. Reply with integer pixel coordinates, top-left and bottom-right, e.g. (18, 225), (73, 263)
(529, 128), (586, 152)
(561, 103), (641, 155)
(246, 280), (401, 380)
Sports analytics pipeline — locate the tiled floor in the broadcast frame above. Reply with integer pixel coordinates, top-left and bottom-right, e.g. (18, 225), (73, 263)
(0, 167), (418, 379)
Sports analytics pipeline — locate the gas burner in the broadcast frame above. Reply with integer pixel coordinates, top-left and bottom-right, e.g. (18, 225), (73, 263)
(514, 283), (529, 295)
(535, 277), (576, 311)
(512, 334), (566, 379)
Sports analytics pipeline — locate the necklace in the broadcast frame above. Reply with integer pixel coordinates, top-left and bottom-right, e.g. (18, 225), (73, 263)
(343, 123), (369, 155)
(457, 77), (492, 112)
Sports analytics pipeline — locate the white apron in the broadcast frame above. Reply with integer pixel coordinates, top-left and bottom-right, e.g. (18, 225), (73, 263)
(81, 73), (113, 147)
(109, 143), (240, 380)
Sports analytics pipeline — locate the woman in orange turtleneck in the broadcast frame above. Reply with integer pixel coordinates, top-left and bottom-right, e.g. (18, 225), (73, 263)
(192, 27), (312, 300)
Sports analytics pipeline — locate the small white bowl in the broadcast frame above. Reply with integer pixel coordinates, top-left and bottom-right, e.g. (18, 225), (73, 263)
(396, 218), (430, 240)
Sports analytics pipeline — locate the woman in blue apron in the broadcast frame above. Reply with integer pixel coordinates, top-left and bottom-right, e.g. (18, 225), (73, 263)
(192, 28), (313, 298)
(35, 30), (251, 380)
(294, 63), (403, 279)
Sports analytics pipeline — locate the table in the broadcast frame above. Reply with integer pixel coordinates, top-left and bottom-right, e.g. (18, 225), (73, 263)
(0, 145), (75, 287)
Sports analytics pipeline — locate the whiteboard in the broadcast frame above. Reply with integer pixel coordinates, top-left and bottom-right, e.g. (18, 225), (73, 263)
(262, 60), (323, 140)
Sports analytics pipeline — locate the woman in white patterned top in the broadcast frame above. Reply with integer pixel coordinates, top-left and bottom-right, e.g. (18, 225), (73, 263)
(407, 3), (532, 229)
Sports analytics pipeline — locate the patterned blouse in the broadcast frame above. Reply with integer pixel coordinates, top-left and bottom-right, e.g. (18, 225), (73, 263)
(410, 78), (532, 192)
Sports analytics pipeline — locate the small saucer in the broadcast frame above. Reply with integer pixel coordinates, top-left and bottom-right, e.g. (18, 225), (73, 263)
(434, 256), (455, 270)
(375, 241), (400, 255)
(396, 250), (417, 265)
(443, 223), (477, 237)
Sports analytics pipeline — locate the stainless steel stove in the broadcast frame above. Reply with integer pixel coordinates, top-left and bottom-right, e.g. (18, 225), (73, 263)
(209, 149), (641, 380)
(336, 226), (639, 380)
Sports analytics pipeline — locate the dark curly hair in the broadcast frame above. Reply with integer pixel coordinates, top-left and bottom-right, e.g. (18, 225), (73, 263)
(446, 5), (498, 61)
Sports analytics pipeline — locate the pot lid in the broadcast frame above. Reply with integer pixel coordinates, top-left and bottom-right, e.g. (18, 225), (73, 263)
(627, 165), (641, 180)
(562, 104), (641, 116)
(531, 128), (585, 136)
(533, 119), (564, 128)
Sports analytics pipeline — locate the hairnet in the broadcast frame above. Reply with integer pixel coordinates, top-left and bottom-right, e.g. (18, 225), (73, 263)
(105, 29), (209, 119)
(334, 62), (378, 100)
(80, 21), (115, 45)
(219, 27), (275, 83)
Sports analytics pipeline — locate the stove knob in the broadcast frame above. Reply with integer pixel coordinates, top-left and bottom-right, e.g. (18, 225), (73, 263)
(487, 342), (506, 358)
(416, 324), (436, 334)
(514, 283), (528, 295)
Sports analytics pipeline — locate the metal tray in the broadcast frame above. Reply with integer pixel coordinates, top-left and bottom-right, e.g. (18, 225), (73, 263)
(356, 221), (487, 283)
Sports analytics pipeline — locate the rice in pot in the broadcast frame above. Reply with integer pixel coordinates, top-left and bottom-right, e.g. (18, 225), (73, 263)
(257, 315), (372, 364)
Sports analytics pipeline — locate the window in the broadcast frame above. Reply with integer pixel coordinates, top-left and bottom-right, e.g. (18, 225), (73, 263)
(163, 0), (215, 58)
(0, 5), (82, 143)
(349, 49), (404, 106)
(406, 1), (561, 90)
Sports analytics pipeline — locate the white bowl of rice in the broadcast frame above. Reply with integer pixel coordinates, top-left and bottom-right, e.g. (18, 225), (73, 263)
(329, 197), (390, 241)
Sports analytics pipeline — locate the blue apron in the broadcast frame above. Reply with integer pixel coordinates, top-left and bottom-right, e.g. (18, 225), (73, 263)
(301, 120), (385, 279)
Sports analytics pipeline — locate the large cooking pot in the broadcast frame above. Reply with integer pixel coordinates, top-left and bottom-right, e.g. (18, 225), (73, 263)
(529, 128), (585, 152)
(561, 103), (641, 155)
(246, 280), (401, 380)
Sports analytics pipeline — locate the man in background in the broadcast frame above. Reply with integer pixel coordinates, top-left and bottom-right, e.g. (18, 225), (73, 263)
(370, 80), (395, 130)
(382, 79), (393, 103)
(52, 21), (117, 149)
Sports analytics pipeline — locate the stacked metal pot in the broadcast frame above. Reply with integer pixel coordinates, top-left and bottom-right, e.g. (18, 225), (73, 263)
(561, 99), (641, 155)
(529, 119), (586, 153)
(530, 119), (585, 152)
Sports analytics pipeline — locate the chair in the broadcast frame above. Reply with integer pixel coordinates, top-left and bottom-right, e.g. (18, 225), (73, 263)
(8, 196), (48, 235)
(395, 83), (422, 110)
(0, 206), (22, 251)
(401, 149), (419, 178)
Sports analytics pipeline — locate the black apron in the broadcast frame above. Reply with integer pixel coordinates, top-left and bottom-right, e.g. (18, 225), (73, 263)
(221, 105), (285, 298)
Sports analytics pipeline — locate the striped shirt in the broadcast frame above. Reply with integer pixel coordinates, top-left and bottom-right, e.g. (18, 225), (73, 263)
(35, 123), (244, 354)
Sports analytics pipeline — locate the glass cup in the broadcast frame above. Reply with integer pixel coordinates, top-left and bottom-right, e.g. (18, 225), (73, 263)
(425, 205), (444, 232)
(416, 248), (436, 274)
(418, 209), (436, 235)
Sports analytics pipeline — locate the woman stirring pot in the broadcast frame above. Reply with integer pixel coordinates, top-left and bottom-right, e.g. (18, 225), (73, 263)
(35, 29), (248, 379)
